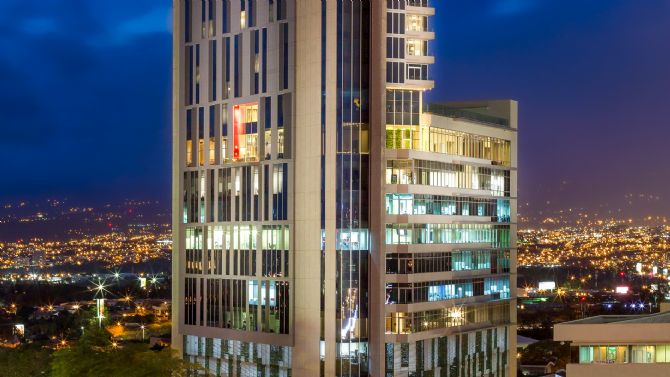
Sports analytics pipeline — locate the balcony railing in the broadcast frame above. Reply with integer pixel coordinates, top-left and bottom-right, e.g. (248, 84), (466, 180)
(407, 0), (429, 7)
(424, 104), (510, 128)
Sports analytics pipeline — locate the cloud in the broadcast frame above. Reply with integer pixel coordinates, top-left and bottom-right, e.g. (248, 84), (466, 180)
(98, 6), (172, 46)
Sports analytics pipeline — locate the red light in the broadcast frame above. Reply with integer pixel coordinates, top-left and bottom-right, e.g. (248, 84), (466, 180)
(619, 272), (625, 277)
(233, 106), (242, 160)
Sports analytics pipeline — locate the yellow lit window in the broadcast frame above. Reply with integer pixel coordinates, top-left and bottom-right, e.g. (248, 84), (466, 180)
(406, 39), (423, 57)
(186, 140), (193, 166)
(244, 105), (258, 123)
(209, 138), (216, 165)
(239, 134), (258, 161)
(406, 15), (425, 32)
(360, 125), (369, 154)
(198, 139), (205, 166)
(221, 137), (228, 162)
(385, 125), (420, 150)
(277, 129), (285, 158)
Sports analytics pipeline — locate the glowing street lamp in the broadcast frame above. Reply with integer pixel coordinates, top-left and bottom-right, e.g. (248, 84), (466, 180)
(96, 298), (105, 328)
(92, 278), (109, 328)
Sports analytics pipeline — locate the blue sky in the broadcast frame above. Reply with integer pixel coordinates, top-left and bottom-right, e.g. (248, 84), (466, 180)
(1, 0), (669, 218)
(0, 0), (173, 201)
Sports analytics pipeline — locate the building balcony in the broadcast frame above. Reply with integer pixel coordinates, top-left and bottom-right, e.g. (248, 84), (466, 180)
(424, 103), (512, 128)
(394, 78), (435, 91)
(405, 29), (435, 41)
(404, 54), (435, 65)
(385, 270), (501, 285)
(406, 3), (436, 16)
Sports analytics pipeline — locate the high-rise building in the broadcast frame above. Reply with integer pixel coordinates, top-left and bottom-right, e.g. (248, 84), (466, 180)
(172, 1), (517, 376)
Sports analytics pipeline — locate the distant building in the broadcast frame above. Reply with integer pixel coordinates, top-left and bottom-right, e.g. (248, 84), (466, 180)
(172, 1), (518, 376)
(554, 304), (670, 377)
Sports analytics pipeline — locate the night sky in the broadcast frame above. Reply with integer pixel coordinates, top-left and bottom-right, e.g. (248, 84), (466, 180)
(2, 0), (669, 219)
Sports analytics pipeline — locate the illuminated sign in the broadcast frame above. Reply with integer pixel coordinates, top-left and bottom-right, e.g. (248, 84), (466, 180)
(538, 281), (556, 291)
(615, 286), (629, 294)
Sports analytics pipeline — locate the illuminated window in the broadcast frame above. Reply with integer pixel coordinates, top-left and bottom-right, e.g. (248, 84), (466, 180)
(198, 139), (205, 166)
(240, 11), (246, 29)
(406, 39), (425, 57)
(186, 140), (193, 166)
(233, 104), (259, 162)
(406, 15), (426, 32)
(209, 138), (216, 165)
(277, 129), (284, 158)
(221, 138), (228, 162)
(386, 125), (420, 150)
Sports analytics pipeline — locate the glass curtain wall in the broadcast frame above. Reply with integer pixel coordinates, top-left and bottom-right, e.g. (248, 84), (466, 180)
(335, 1), (370, 376)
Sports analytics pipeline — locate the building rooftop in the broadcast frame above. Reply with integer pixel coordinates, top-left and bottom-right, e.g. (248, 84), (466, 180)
(424, 100), (514, 129)
(560, 311), (670, 325)
(555, 309), (670, 344)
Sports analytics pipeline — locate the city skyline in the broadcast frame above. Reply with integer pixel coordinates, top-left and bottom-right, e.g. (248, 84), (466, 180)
(2, 2), (670, 376)
(2, 0), (670, 219)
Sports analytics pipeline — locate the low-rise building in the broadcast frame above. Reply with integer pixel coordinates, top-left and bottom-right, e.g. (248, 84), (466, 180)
(554, 305), (670, 377)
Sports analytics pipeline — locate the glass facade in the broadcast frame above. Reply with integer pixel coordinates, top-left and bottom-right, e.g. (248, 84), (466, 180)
(386, 249), (511, 275)
(384, 327), (509, 376)
(382, 1), (514, 376)
(385, 124), (512, 166)
(385, 193), (511, 222)
(335, 1), (371, 375)
(385, 276), (511, 304)
(180, 1), (294, 375)
(184, 335), (292, 376)
(385, 223), (511, 248)
(386, 159), (510, 196)
(578, 344), (670, 364)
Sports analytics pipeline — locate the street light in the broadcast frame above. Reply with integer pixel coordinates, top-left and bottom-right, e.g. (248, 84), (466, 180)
(140, 325), (145, 341)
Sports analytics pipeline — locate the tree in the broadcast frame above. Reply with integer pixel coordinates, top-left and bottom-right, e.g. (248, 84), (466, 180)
(50, 324), (206, 377)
